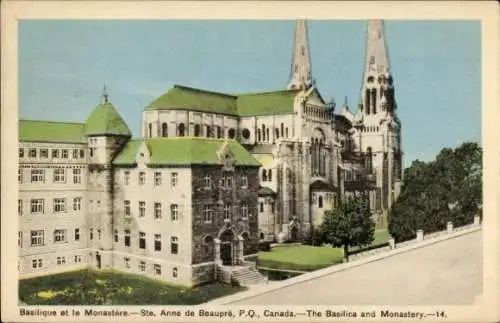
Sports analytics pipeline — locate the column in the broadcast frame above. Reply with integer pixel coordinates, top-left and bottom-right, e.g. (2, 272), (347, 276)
(214, 239), (221, 265)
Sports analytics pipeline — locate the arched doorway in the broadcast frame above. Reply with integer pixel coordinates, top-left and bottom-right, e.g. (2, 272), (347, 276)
(290, 226), (299, 242)
(219, 229), (235, 266)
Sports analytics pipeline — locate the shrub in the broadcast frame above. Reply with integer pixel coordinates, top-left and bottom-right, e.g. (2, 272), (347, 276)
(258, 241), (271, 252)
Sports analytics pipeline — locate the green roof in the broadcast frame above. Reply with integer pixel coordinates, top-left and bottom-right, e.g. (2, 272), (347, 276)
(145, 85), (300, 117)
(145, 85), (238, 115)
(236, 89), (300, 116)
(113, 137), (261, 167)
(19, 120), (86, 143)
(84, 101), (132, 137)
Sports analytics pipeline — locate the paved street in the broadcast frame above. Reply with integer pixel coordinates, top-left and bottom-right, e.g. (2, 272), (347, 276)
(228, 231), (482, 305)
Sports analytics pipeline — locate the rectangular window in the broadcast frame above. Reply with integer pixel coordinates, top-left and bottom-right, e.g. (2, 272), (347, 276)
(124, 171), (130, 185)
(171, 172), (178, 187)
(56, 256), (66, 265)
(154, 234), (161, 251)
(114, 230), (118, 243)
(30, 230), (44, 246)
(154, 264), (161, 276)
(203, 205), (212, 223)
(124, 200), (131, 216)
(18, 199), (22, 216)
(74, 228), (80, 241)
(154, 172), (162, 186)
(61, 149), (69, 159)
(32, 258), (43, 269)
(154, 202), (162, 219)
(28, 148), (37, 158)
(53, 198), (66, 213)
(18, 168), (23, 183)
(139, 171), (146, 185)
(139, 201), (146, 217)
(170, 204), (178, 221)
(241, 204), (248, 219)
(224, 204), (231, 222)
(90, 228), (94, 241)
(171, 236), (178, 254)
(30, 169), (45, 183)
(74, 255), (82, 263)
(53, 229), (67, 243)
(40, 149), (49, 159)
(203, 174), (211, 188)
(19, 148), (24, 158)
(173, 267), (178, 278)
(79, 149), (85, 158)
(89, 148), (95, 157)
(73, 197), (82, 211)
(124, 257), (130, 268)
(73, 169), (81, 184)
(51, 149), (59, 158)
(30, 199), (44, 214)
(72, 149), (79, 159)
(124, 230), (130, 247)
(139, 261), (146, 272)
(139, 232), (146, 249)
(97, 229), (101, 240)
(241, 175), (248, 188)
(53, 168), (66, 183)
(18, 231), (22, 248)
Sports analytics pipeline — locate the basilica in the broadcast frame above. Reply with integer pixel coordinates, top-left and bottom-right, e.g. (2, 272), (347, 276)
(18, 19), (403, 286)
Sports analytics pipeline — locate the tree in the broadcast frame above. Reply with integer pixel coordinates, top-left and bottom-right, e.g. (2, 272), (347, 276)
(320, 195), (375, 262)
(389, 141), (482, 242)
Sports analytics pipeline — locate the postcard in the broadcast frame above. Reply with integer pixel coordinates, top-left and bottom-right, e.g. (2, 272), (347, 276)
(1, 1), (499, 322)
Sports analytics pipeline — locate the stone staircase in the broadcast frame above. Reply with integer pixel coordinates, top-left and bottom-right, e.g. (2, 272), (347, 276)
(230, 266), (267, 286)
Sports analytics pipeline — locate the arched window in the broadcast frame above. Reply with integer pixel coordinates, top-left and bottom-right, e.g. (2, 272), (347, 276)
(259, 232), (265, 240)
(206, 125), (212, 138)
(275, 128), (279, 139)
(261, 125), (266, 141)
(260, 202), (264, 213)
(228, 128), (236, 139)
(262, 169), (267, 182)
(178, 123), (185, 137)
(286, 127), (289, 138)
(257, 129), (261, 142)
(194, 124), (201, 137)
(281, 123), (284, 137)
(371, 88), (377, 114)
(318, 195), (323, 208)
(148, 123), (152, 138)
(365, 89), (371, 115)
(203, 235), (214, 254)
(268, 169), (272, 181)
(216, 126), (222, 138)
(162, 123), (168, 137)
(366, 147), (373, 174)
(266, 128), (270, 141)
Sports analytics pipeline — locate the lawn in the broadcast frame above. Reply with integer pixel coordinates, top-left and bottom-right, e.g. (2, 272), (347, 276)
(258, 229), (389, 272)
(19, 269), (245, 305)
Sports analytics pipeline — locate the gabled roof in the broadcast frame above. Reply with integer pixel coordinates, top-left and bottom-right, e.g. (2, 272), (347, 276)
(145, 85), (238, 115)
(144, 85), (301, 117)
(19, 119), (86, 144)
(236, 89), (300, 117)
(113, 137), (261, 167)
(84, 101), (132, 137)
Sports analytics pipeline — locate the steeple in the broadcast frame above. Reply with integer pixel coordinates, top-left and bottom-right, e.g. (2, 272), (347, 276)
(287, 20), (313, 90)
(359, 20), (396, 116)
(101, 84), (109, 104)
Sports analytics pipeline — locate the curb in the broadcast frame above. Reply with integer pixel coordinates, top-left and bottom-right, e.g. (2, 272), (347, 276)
(206, 226), (481, 305)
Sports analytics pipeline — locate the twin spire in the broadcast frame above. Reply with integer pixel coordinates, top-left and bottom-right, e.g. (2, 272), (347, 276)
(287, 19), (395, 114)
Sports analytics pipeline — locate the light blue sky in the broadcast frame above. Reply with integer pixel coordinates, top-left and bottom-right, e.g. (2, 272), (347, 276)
(19, 20), (481, 167)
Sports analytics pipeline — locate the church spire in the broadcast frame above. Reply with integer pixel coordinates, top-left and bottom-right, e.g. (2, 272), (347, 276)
(101, 84), (109, 104)
(359, 20), (396, 115)
(287, 20), (313, 90)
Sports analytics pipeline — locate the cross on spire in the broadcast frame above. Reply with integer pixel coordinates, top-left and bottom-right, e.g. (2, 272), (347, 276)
(101, 85), (109, 104)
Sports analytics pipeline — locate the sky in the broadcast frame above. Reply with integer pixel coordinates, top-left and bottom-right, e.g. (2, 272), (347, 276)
(19, 20), (481, 167)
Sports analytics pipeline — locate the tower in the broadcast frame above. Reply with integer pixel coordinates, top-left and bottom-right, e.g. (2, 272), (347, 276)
(84, 86), (131, 269)
(287, 20), (313, 90)
(356, 20), (403, 218)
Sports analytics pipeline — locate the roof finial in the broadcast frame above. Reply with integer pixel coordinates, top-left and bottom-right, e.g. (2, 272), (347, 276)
(101, 84), (108, 104)
(343, 96), (348, 108)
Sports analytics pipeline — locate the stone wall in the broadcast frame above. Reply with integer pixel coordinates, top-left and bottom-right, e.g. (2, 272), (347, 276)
(191, 263), (216, 285)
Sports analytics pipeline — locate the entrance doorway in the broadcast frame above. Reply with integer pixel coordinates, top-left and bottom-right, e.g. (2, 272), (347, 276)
(290, 226), (299, 242)
(219, 229), (235, 266)
(96, 253), (101, 269)
(220, 242), (232, 266)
